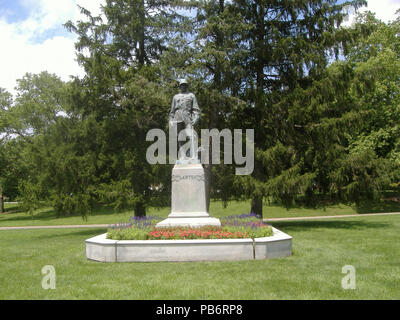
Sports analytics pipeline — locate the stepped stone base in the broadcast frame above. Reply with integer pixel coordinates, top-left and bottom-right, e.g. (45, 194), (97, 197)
(156, 217), (221, 228)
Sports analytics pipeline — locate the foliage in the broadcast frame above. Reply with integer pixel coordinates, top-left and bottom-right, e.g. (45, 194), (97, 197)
(107, 225), (149, 240)
(1, 2), (400, 220)
(60, 0), (189, 216)
(232, 9), (400, 210)
(344, 12), (400, 185)
(166, 0), (370, 216)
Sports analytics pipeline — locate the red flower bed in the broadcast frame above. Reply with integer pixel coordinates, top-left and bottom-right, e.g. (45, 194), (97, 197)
(147, 227), (249, 240)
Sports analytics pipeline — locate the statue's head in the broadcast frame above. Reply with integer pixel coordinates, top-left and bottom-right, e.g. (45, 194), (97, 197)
(179, 79), (188, 93)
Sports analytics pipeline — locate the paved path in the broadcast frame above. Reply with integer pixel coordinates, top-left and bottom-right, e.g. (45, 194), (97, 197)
(0, 224), (111, 230)
(264, 211), (400, 222)
(0, 211), (399, 230)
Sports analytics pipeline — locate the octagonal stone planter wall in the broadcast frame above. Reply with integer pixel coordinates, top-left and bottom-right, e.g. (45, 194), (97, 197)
(85, 227), (292, 262)
(254, 227), (293, 259)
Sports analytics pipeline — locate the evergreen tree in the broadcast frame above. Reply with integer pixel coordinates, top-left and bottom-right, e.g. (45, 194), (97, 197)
(159, 0), (250, 209)
(63, 0), (190, 216)
(226, 0), (367, 216)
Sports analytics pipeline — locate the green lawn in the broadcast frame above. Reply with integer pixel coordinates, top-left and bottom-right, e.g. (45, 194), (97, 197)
(1, 214), (399, 299)
(3, 199), (399, 228)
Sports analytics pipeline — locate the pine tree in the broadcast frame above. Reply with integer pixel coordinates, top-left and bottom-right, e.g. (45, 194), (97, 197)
(225, 0), (367, 216)
(64, 0), (190, 216)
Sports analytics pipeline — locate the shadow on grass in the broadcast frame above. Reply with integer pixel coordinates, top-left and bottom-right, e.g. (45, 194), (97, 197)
(354, 201), (400, 214)
(272, 219), (390, 233)
(0, 208), (57, 223)
(2, 204), (25, 214)
(33, 228), (108, 240)
(0, 205), (135, 224)
(0, 205), (171, 224)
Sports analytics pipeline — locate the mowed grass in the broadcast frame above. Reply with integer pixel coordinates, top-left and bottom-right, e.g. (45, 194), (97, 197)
(3, 199), (399, 227)
(0, 214), (399, 299)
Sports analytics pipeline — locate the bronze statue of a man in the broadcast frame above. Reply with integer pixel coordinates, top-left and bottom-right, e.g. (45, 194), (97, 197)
(169, 79), (200, 160)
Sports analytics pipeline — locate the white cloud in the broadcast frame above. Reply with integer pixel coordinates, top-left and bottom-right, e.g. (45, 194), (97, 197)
(0, 0), (105, 97)
(343, 0), (399, 27)
(364, 0), (399, 23)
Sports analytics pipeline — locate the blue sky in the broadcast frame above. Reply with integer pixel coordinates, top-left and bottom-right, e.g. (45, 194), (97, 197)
(0, 0), (398, 98)
(0, 0), (30, 23)
(0, 0), (105, 97)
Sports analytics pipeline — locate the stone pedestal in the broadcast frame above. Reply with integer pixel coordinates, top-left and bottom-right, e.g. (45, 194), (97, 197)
(156, 163), (221, 228)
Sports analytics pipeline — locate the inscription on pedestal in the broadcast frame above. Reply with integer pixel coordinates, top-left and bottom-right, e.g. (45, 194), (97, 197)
(171, 164), (207, 214)
(172, 174), (208, 182)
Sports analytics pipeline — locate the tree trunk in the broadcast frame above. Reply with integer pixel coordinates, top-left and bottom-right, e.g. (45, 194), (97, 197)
(251, 196), (263, 219)
(204, 102), (217, 212)
(249, 3), (265, 221)
(0, 185), (4, 213)
(204, 163), (212, 212)
(138, 0), (146, 67)
(134, 201), (146, 217)
(204, 0), (225, 212)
